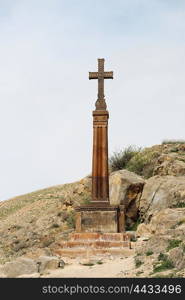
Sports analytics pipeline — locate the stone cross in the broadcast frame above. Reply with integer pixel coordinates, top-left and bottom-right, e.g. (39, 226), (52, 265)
(89, 58), (113, 110)
(75, 58), (126, 233)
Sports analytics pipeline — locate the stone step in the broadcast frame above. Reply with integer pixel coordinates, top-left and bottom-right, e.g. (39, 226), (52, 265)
(52, 232), (132, 258)
(70, 232), (130, 242)
(53, 247), (134, 258)
(57, 240), (130, 249)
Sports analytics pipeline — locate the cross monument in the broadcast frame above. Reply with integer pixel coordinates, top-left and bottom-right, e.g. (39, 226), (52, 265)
(75, 58), (125, 233)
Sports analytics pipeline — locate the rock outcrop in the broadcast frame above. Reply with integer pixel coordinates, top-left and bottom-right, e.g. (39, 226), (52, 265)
(168, 247), (185, 270)
(139, 176), (185, 222)
(154, 153), (185, 176)
(0, 257), (38, 278)
(109, 170), (145, 225)
(0, 255), (64, 278)
(137, 207), (185, 236)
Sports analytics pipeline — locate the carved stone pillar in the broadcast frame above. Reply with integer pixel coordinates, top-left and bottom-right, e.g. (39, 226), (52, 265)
(92, 110), (109, 202)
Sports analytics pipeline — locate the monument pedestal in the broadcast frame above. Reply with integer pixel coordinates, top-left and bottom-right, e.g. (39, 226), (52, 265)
(75, 203), (126, 233)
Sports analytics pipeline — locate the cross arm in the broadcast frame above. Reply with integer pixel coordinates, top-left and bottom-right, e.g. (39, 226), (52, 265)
(104, 71), (113, 79)
(89, 72), (98, 80)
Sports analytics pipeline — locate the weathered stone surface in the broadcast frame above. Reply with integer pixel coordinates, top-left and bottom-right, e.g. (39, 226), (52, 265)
(136, 223), (152, 237)
(136, 235), (170, 255)
(149, 208), (185, 234)
(109, 170), (144, 223)
(139, 176), (185, 222)
(81, 210), (118, 233)
(136, 208), (185, 261)
(0, 257), (37, 278)
(37, 256), (61, 273)
(137, 208), (185, 236)
(154, 154), (185, 176)
(168, 247), (185, 270)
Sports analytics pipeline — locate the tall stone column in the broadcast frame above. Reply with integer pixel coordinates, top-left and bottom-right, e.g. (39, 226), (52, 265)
(92, 110), (109, 202)
(75, 58), (126, 234)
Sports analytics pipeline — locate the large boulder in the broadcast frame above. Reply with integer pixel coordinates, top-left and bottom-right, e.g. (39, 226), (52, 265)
(136, 208), (185, 260)
(168, 247), (185, 270)
(137, 208), (185, 236)
(37, 256), (63, 273)
(0, 255), (64, 277)
(0, 257), (38, 278)
(139, 175), (185, 222)
(136, 234), (170, 254)
(149, 208), (185, 235)
(109, 170), (145, 224)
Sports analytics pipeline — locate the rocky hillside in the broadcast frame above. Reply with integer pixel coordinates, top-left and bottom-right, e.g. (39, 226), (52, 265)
(0, 142), (185, 277)
(0, 177), (91, 264)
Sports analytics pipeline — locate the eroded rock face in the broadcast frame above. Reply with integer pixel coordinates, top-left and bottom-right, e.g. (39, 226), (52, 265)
(137, 208), (185, 236)
(0, 257), (38, 278)
(0, 255), (64, 278)
(136, 235), (170, 255)
(37, 256), (62, 274)
(154, 153), (185, 176)
(149, 208), (185, 235)
(136, 223), (152, 237)
(109, 170), (145, 224)
(139, 176), (185, 222)
(168, 247), (185, 270)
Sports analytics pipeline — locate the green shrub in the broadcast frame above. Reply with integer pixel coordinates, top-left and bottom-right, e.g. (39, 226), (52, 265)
(109, 146), (141, 172)
(153, 252), (174, 273)
(146, 250), (153, 256)
(51, 223), (60, 228)
(66, 211), (75, 229)
(170, 147), (179, 152)
(82, 263), (94, 266)
(158, 253), (168, 261)
(176, 219), (185, 226)
(153, 260), (174, 273)
(135, 259), (143, 268)
(178, 158), (185, 163)
(136, 271), (143, 276)
(126, 218), (141, 232)
(172, 202), (185, 208)
(127, 150), (159, 178)
(109, 146), (160, 178)
(166, 239), (182, 252)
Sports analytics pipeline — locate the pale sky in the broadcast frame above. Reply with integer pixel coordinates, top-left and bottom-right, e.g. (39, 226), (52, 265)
(0, 0), (185, 200)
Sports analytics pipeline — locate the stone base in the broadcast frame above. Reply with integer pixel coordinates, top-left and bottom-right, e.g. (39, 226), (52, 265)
(52, 232), (131, 258)
(75, 202), (125, 233)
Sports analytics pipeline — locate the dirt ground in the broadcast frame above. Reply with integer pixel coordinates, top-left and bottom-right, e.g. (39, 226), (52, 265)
(41, 255), (135, 278)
